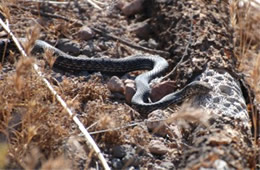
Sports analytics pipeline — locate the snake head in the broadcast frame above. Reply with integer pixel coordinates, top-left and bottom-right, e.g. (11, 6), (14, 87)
(184, 81), (212, 96)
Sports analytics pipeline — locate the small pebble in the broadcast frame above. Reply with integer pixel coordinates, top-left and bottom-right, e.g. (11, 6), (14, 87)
(124, 80), (136, 104)
(148, 140), (169, 155)
(107, 76), (125, 93)
(77, 26), (94, 41)
(151, 81), (176, 102)
(121, 0), (145, 16)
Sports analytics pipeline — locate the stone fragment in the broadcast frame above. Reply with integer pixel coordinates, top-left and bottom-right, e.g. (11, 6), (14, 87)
(160, 161), (175, 169)
(129, 20), (150, 39)
(0, 31), (7, 37)
(146, 110), (170, 137)
(63, 136), (87, 169)
(150, 80), (176, 102)
(111, 158), (123, 169)
(120, 145), (139, 166)
(124, 79), (136, 104)
(77, 26), (94, 41)
(81, 42), (100, 56)
(148, 38), (159, 48)
(107, 76), (125, 94)
(112, 145), (126, 158)
(121, 0), (145, 16)
(148, 140), (169, 155)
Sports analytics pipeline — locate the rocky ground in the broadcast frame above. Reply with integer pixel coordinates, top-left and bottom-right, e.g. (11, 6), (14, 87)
(0, 0), (259, 169)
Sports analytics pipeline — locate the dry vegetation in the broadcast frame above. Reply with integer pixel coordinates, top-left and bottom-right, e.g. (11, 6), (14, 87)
(0, 0), (259, 169)
(230, 0), (260, 145)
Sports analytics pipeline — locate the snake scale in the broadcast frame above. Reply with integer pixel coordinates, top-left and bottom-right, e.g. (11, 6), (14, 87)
(2, 39), (212, 114)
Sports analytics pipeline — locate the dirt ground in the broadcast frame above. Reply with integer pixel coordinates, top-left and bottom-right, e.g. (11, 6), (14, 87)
(0, 0), (259, 169)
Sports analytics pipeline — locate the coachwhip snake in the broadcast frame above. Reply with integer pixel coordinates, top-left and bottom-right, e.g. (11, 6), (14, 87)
(1, 39), (212, 114)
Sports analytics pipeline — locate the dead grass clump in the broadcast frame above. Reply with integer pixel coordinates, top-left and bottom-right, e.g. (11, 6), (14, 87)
(0, 67), (72, 168)
(166, 104), (210, 128)
(248, 54), (260, 102)
(79, 76), (110, 103)
(230, 1), (260, 63)
(129, 126), (151, 146)
(60, 75), (109, 102)
(41, 155), (71, 170)
(14, 57), (34, 93)
(230, 1), (260, 165)
(23, 27), (40, 55)
(83, 100), (132, 145)
(0, 3), (11, 21)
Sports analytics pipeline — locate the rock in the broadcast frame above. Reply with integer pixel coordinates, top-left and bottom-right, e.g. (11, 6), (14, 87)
(98, 41), (113, 51)
(146, 110), (173, 137)
(63, 136), (86, 158)
(148, 140), (169, 155)
(111, 145), (140, 168)
(152, 162), (174, 170)
(81, 41), (99, 56)
(121, 145), (139, 166)
(115, 1), (125, 10)
(150, 81), (176, 102)
(111, 158), (123, 169)
(148, 38), (159, 48)
(160, 161), (175, 169)
(107, 76), (125, 94)
(124, 79), (136, 104)
(56, 38), (81, 55)
(77, 26), (94, 41)
(168, 123), (182, 140)
(129, 20), (151, 39)
(63, 136), (87, 169)
(112, 145), (126, 158)
(138, 40), (149, 47)
(121, 0), (145, 16)
(212, 159), (229, 169)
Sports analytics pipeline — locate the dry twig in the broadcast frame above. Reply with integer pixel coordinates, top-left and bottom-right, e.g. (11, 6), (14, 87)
(23, 0), (102, 10)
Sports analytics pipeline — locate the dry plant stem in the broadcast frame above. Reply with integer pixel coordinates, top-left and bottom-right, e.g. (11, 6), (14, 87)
(1, 19), (9, 64)
(0, 18), (111, 170)
(234, 1), (260, 145)
(23, 0), (71, 5)
(92, 0), (107, 5)
(89, 122), (142, 135)
(12, 5), (169, 57)
(85, 0), (102, 10)
(23, 0), (102, 9)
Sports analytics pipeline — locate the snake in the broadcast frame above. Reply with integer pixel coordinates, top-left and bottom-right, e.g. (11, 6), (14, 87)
(1, 38), (212, 114)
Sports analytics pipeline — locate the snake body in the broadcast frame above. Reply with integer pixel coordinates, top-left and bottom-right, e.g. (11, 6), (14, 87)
(2, 39), (212, 114)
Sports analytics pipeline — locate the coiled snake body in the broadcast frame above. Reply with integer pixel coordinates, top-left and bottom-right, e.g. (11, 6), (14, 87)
(3, 39), (212, 114)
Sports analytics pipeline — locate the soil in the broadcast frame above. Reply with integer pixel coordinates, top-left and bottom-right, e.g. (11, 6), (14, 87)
(0, 0), (259, 169)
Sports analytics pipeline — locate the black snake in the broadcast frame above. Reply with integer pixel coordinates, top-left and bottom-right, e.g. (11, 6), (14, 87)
(1, 39), (212, 114)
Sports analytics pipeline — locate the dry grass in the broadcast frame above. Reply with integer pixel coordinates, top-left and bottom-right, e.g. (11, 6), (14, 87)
(230, 0), (260, 145)
(0, 67), (70, 169)
(230, 1), (260, 168)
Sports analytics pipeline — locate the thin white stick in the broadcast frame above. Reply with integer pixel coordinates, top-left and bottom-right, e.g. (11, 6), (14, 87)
(0, 18), (110, 170)
(85, 0), (102, 10)
(23, 0), (70, 5)
(92, 0), (107, 5)
(22, 0), (102, 10)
